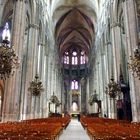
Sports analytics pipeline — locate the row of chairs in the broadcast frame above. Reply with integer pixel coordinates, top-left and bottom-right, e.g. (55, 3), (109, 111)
(0, 116), (70, 140)
(80, 116), (140, 140)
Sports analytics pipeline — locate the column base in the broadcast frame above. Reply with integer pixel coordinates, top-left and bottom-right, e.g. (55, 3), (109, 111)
(2, 113), (19, 122)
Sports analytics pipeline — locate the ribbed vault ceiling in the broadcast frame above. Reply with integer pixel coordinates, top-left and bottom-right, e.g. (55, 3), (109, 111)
(51, 0), (98, 55)
(55, 8), (95, 54)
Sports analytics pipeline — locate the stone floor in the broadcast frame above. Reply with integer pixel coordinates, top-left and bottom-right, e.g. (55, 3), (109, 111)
(59, 119), (90, 140)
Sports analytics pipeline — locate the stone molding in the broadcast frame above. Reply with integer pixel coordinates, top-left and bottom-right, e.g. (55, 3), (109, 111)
(105, 41), (111, 45)
(111, 22), (121, 28)
(15, 0), (27, 2)
(29, 24), (39, 29)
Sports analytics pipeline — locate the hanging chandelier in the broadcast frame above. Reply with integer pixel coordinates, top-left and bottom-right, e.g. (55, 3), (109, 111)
(88, 92), (98, 105)
(28, 74), (44, 96)
(0, 37), (19, 79)
(128, 49), (140, 79)
(105, 77), (121, 98)
(50, 93), (61, 106)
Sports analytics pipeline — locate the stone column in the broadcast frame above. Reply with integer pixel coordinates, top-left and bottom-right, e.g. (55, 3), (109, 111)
(49, 60), (53, 96)
(124, 0), (140, 122)
(45, 49), (50, 117)
(51, 63), (54, 95)
(69, 93), (72, 113)
(41, 55), (48, 118)
(55, 69), (57, 96)
(105, 42), (111, 117)
(46, 49), (51, 116)
(53, 68), (56, 95)
(35, 96), (40, 118)
(56, 69), (59, 111)
(107, 40), (116, 118)
(2, 0), (26, 122)
(110, 22), (122, 119)
(111, 23), (121, 78)
(111, 28), (118, 79)
(102, 43), (109, 117)
(96, 61), (100, 106)
(50, 53), (54, 96)
(25, 23), (39, 119)
(60, 71), (63, 114)
(39, 46), (46, 118)
(109, 98), (116, 118)
(101, 51), (106, 117)
(56, 67), (61, 113)
(86, 78), (90, 113)
(88, 69), (93, 113)
(46, 50), (51, 99)
(79, 84), (81, 112)
(80, 78), (87, 113)
(0, 1), (4, 25)
(109, 6), (119, 118)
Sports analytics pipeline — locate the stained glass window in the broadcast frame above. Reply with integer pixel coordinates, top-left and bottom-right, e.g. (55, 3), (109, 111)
(2, 22), (11, 41)
(71, 80), (78, 90)
(72, 51), (78, 65)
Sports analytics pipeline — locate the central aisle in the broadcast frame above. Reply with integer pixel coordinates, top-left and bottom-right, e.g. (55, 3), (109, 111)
(59, 119), (90, 140)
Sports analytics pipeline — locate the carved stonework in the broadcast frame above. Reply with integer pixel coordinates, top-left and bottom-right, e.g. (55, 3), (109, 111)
(29, 24), (39, 29)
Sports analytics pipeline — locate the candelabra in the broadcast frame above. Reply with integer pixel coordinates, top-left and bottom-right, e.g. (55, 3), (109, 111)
(28, 74), (44, 96)
(0, 37), (19, 79)
(105, 77), (121, 98)
(128, 49), (140, 79)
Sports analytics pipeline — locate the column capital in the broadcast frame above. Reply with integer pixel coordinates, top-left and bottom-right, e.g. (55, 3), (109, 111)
(105, 41), (111, 46)
(29, 24), (39, 29)
(111, 22), (121, 28)
(15, 0), (27, 2)
(122, 0), (128, 2)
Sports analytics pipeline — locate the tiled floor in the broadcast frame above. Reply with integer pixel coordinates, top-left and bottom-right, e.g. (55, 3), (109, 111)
(59, 119), (90, 140)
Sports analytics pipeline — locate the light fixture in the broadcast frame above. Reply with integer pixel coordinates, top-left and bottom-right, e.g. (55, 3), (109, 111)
(0, 37), (19, 79)
(128, 49), (140, 79)
(28, 74), (44, 96)
(50, 92), (61, 106)
(88, 91), (98, 105)
(105, 77), (121, 98)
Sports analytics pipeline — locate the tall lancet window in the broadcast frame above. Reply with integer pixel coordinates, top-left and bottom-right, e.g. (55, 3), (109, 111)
(63, 51), (69, 64)
(80, 51), (86, 64)
(2, 22), (11, 41)
(71, 80), (78, 90)
(72, 51), (78, 65)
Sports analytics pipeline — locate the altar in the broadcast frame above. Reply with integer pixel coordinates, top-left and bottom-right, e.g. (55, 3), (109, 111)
(70, 112), (80, 118)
